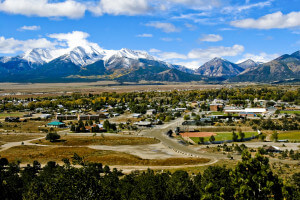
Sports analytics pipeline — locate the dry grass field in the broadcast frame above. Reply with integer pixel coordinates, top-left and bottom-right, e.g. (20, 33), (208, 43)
(0, 81), (225, 97)
(0, 145), (210, 166)
(1, 121), (58, 133)
(0, 134), (43, 143)
(31, 135), (160, 146)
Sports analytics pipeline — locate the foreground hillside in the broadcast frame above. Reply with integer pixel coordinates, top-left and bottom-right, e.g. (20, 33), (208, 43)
(0, 152), (299, 200)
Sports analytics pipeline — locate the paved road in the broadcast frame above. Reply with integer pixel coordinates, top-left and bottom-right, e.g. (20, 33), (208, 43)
(140, 117), (222, 163)
(0, 136), (45, 152)
(140, 117), (300, 164)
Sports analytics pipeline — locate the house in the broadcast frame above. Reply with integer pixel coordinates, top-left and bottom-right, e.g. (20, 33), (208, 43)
(78, 115), (101, 121)
(146, 109), (156, 115)
(209, 103), (223, 111)
(56, 115), (77, 121)
(112, 113), (120, 117)
(239, 112), (256, 117)
(132, 113), (142, 118)
(175, 108), (187, 112)
(47, 121), (65, 128)
(134, 121), (152, 127)
(224, 108), (267, 115)
(40, 114), (52, 119)
(263, 146), (282, 153)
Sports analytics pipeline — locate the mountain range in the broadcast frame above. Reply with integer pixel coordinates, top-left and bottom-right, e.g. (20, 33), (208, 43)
(0, 45), (299, 83)
(0, 45), (203, 82)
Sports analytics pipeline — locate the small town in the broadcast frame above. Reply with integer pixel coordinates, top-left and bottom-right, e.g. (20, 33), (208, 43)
(1, 0), (300, 199)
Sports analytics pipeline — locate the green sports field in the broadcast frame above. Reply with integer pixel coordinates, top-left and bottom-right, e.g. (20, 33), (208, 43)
(191, 131), (257, 143)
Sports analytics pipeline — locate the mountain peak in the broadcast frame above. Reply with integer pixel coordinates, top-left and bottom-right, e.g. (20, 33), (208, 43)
(211, 57), (225, 61)
(237, 59), (258, 69)
(23, 48), (54, 65)
(196, 57), (243, 77)
(291, 50), (300, 59)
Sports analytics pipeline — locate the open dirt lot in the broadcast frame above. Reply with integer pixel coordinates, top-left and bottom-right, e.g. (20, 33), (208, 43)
(180, 132), (216, 137)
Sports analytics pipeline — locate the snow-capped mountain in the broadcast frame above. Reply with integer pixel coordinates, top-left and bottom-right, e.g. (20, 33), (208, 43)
(0, 45), (197, 82)
(16, 45), (156, 67)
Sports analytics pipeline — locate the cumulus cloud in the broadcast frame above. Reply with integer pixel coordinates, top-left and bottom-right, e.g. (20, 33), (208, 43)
(0, 0), (151, 18)
(48, 31), (101, 51)
(0, 36), (55, 54)
(95, 0), (149, 16)
(18, 25), (40, 31)
(0, 0), (86, 19)
(0, 0), (224, 18)
(146, 22), (180, 33)
(237, 52), (280, 63)
(0, 31), (102, 56)
(231, 11), (300, 29)
(199, 34), (222, 42)
(136, 33), (153, 38)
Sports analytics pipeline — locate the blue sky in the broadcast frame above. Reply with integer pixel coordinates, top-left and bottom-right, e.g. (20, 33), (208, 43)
(0, 0), (299, 69)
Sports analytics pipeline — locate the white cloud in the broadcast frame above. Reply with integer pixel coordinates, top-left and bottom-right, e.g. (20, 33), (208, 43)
(149, 44), (245, 69)
(159, 52), (187, 60)
(137, 33), (153, 38)
(0, 0), (86, 19)
(164, 0), (221, 10)
(184, 23), (197, 31)
(0, 36), (55, 54)
(149, 48), (161, 53)
(48, 31), (101, 51)
(146, 22), (180, 33)
(94, 0), (149, 16)
(199, 34), (222, 42)
(237, 52), (280, 63)
(231, 11), (300, 29)
(0, 31), (103, 57)
(18, 25), (40, 31)
(160, 37), (182, 42)
(188, 45), (244, 59)
(222, 0), (273, 14)
(176, 60), (202, 69)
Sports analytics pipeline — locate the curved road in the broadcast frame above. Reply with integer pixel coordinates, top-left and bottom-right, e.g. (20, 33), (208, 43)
(140, 117), (221, 164)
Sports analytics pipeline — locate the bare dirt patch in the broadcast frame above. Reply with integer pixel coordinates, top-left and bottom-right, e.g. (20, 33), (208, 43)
(180, 132), (216, 137)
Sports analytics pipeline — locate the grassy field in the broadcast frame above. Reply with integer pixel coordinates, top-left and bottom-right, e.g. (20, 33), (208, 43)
(2, 121), (51, 133)
(280, 111), (300, 114)
(278, 131), (300, 141)
(0, 145), (210, 166)
(190, 132), (257, 143)
(31, 135), (160, 146)
(210, 112), (225, 115)
(0, 134), (43, 143)
(0, 112), (23, 118)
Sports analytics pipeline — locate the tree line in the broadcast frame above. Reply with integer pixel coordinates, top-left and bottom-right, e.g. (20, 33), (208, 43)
(0, 151), (299, 200)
